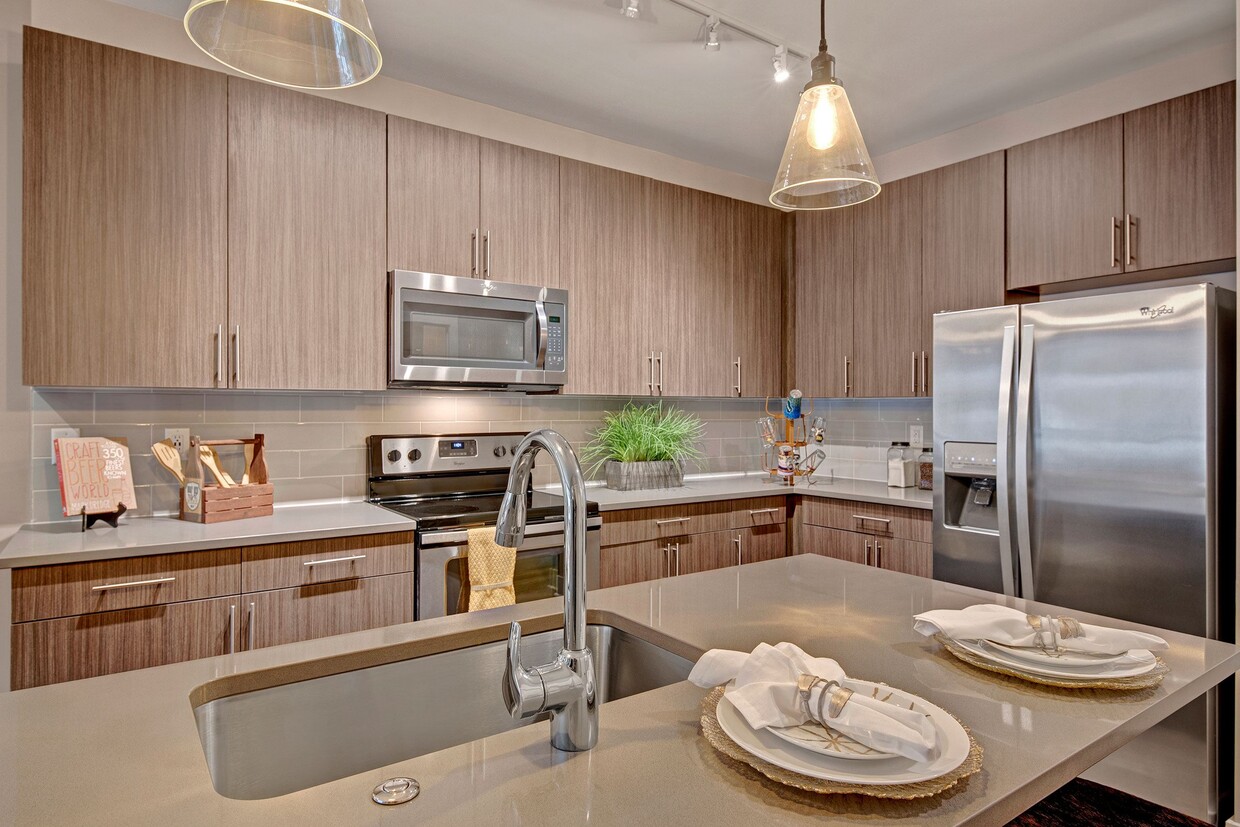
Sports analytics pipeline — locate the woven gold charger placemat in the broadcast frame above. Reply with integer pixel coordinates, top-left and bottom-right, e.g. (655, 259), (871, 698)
(935, 635), (1169, 691)
(699, 686), (982, 800)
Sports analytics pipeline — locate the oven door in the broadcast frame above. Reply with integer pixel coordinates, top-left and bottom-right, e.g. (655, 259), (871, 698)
(389, 270), (567, 389)
(416, 518), (601, 620)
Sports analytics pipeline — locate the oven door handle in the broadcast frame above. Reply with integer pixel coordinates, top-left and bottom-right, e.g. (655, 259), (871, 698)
(535, 299), (549, 369)
(419, 516), (602, 547)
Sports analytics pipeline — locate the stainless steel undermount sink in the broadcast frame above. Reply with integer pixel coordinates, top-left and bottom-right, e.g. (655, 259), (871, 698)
(193, 623), (693, 800)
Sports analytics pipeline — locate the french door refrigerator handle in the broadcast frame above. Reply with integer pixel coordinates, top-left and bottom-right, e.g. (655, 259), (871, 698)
(995, 324), (1018, 597)
(1014, 323), (1036, 598)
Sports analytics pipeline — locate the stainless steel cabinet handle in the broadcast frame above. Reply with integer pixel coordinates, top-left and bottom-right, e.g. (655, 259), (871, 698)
(1014, 323), (1036, 597)
(484, 230), (492, 277)
(864, 539), (872, 566)
(921, 351), (928, 396)
(734, 358), (742, 397)
(215, 324), (224, 386)
(875, 541), (883, 569)
(748, 508), (781, 516)
(663, 545), (671, 578)
(91, 576), (176, 591)
(1125, 214), (1136, 267)
(656, 352), (663, 395)
(648, 351), (655, 394)
(911, 352), (917, 395)
(232, 325), (241, 386)
(844, 357), (851, 397)
(471, 228), (479, 277)
(734, 534), (742, 566)
(851, 515), (891, 526)
(674, 542), (680, 576)
(1110, 216), (1120, 268)
(227, 603), (236, 655)
(247, 601), (256, 651)
(656, 517), (692, 525)
(303, 554), (367, 567)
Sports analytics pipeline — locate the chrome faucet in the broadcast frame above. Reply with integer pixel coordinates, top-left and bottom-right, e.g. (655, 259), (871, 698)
(496, 429), (597, 752)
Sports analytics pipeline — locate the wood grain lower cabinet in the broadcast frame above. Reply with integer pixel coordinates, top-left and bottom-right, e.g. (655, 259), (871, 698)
(800, 525), (869, 565)
(242, 572), (414, 650)
(740, 524), (788, 564)
(12, 596), (237, 690)
(674, 529), (739, 576)
(599, 540), (666, 589)
(875, 537), (933, 578)
(600, 523), (787, 587)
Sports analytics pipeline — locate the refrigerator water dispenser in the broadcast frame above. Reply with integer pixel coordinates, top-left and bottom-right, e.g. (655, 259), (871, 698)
(942, 442), (999, 533)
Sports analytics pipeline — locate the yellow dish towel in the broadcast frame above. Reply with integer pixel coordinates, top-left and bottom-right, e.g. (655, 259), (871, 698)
(466, 526), (517, 611)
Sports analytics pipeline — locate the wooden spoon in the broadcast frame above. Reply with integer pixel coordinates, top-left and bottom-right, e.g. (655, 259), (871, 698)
(241, 442), (254, 485)
(198, 444), (234, 487)
(150, 439), (185, 484)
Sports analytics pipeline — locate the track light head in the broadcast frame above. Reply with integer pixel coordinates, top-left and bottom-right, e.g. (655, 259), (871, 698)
(704, 16), (721, 51)
(772, 45), (790, 82)
(621, 0), (639, 19)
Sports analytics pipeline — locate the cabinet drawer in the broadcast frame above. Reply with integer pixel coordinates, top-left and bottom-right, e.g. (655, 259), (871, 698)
(727, 497), (787, 529)
(241, 532), (413, 593)
(799, 498), (930, 542)
(12, 595), (237, 690)
(601, 501), (734, 545)
(244, 572), (415, 650)
(12, 550), (241, 623)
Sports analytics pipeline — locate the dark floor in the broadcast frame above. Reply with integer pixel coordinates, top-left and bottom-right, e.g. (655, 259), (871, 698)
(1008, 780), (1212, 827)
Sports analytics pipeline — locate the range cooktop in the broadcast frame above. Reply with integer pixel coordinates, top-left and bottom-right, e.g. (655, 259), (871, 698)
(376, 491), (598, 532)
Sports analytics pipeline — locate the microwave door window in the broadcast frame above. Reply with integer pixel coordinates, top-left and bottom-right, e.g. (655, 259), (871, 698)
(402, 301), (535, 368)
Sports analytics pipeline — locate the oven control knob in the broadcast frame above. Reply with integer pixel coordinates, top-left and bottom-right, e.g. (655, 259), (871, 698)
(386, 449), (401, 463)
(493, 446), (506, 458)
(407, 449), (422, 462)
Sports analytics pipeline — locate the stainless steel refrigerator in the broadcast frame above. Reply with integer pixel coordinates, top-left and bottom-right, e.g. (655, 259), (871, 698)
(932, 283), (1235, 824)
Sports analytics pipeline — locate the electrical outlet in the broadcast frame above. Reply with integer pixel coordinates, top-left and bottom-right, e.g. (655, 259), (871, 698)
(164, 428), (190, 458)
(50, 427), (79, 463)
(909, 425), (924, 447)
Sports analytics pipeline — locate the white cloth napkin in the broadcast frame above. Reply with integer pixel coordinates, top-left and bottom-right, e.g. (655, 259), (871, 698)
(688, 642), (939, 762)
(913, 604), (1168, 656)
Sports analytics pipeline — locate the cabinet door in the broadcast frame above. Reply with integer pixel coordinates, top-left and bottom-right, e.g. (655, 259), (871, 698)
(732, 201), (786, 398)
(480, 139), (559, 285)
(22, 29), (227, 388)
(920, 152), (1007, 396)
(600, 541), (666, 588)
(675, 530), (739, 576)
(852, 176), (923, 398)
(1007, 117), (1125, 290)
(387, 117), (481, 277)
(228, 78), (386, 390)
(647, 181), (734, 397)
(244, 572), (414, 650)
(793, 209), (853, 397)
(1124, 83), (1236, 272)
(739, 525), (786, 565)
(875, 537), (932, 578)
(557, 160), (652, 395)
(799, 525), (869, 565)
(12, 596), (236, 690)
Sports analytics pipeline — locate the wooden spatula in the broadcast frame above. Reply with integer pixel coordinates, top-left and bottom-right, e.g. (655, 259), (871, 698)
(198, 444), (235, 487)
(242, 442), (254, 485)
(151, 439), (185, 484)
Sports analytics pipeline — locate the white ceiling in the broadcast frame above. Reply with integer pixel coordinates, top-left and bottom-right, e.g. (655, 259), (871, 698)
(116, 0), (1235, 181)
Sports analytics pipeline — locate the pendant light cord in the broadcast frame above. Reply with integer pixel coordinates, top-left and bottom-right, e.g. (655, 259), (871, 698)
(819, 0), (827, 52)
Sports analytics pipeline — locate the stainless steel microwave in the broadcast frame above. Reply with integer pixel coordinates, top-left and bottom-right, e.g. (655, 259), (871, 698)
(388, 270), (568, 392)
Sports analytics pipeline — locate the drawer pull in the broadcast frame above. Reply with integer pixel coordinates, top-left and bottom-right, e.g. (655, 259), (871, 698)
(851, 515), (891, 525)
(748, 508), (782, 515)
(91, 576), (176, 592)
(303, 554), (367, 567)
(655, 518), (692, 526)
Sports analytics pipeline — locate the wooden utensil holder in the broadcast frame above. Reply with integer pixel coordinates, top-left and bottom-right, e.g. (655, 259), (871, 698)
(179, 435), (274, 524)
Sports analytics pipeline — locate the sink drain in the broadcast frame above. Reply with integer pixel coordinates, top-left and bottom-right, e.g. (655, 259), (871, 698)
(372, 777), (420, 805)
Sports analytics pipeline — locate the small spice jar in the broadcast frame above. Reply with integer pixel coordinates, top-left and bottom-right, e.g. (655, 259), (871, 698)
(917, 448), (934, 490)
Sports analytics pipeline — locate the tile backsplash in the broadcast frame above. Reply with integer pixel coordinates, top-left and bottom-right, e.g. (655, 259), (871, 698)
(29, 390), (931, 523)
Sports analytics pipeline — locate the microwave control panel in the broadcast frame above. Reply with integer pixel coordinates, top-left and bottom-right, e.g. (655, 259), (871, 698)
(545, 303), (566, 372)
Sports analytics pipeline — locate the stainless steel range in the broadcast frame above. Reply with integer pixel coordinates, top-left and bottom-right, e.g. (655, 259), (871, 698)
(366, 432), (601, 620)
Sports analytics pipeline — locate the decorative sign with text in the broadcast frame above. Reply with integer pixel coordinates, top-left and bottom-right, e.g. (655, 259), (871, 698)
(54, 437), (137, 517)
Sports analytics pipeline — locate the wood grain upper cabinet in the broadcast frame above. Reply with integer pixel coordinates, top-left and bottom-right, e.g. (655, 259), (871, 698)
(793, 209), (854, 398)
(732, 202), (786, 398)
(22, 28), (227, 388)
(479, 139), (559, 285)
(920, 151), (1007, 395)
(228, 78), (386, 390)
(1006, 117), (1125, 290)
(387, 117), (480, 278)
(557, 160), (651, 395)
(1123, 82), (1236, 272)
(851, 176), (923, 398)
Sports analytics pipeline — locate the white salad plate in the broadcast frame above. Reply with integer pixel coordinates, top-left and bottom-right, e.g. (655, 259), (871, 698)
(715, 683), (970, 785)
(764, 679), (919, 761)
(954, 638), (1157, 680)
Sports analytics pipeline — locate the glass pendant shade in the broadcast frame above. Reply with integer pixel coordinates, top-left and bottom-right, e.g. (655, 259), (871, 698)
(185, 0), (382, 90)
(770, 74), (879, 210)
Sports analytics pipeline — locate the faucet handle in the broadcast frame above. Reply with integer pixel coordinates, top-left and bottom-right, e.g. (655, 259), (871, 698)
(502, 621), (546, 720)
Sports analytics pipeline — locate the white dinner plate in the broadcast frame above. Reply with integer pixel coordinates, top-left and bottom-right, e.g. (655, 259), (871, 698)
(715, 685), (970, 785)
(985, 641), (1131, 669)
(764, 679), (922, 761)
(953, 638), (1158, 680)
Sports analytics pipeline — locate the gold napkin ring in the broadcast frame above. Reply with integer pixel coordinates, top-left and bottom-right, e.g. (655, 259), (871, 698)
(827, 686), (854, 719)
(797, 675), (854, 722)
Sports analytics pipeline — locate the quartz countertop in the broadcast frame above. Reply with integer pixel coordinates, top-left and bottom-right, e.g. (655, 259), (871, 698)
(551, 473), (934, 511)
(0, 555), (1234, 826)
(0, 502), (415, 568)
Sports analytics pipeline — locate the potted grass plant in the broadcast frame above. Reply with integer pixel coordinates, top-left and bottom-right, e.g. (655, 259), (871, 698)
(582, 402), (705, 491)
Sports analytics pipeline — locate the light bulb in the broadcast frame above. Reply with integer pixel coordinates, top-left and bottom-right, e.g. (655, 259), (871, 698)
(772, 46), (789, 83)
(621, 0), (639, 19)
(807, 86), (840, 151)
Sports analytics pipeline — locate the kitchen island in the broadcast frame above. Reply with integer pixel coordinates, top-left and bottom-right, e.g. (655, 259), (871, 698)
(0, 554), (1234, 826)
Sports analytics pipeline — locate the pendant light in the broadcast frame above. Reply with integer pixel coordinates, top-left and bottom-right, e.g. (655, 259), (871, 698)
(769, 0), (878, 210)
(184, 0), (382, 90)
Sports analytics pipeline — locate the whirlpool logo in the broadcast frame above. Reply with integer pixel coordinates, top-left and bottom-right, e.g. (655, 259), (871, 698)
(1139, 304), (1174, 319)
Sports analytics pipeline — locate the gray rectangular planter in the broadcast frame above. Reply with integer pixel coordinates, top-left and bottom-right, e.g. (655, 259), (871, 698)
(604, 460), (685, 491)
